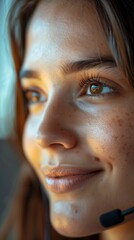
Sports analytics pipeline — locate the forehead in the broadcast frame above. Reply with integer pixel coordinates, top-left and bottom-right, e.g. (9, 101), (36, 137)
(24, 0), (111, 68)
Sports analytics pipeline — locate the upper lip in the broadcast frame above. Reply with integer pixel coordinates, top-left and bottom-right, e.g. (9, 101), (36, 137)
(40, 166), (102, 178)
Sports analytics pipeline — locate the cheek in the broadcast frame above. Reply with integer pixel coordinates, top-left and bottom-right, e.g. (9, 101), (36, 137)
(22, 117), (41, 170)
(87, 111), (134, 166)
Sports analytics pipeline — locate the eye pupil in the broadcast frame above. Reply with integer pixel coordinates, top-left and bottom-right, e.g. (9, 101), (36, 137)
(26, 91), (40, 103)
(90, 82), (102, 94)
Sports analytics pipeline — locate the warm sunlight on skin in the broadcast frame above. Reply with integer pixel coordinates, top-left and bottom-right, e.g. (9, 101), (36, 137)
(21, 0), (134, 239)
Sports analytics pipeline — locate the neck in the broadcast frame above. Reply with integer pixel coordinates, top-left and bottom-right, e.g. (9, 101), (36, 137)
(100, 220), (134, 240)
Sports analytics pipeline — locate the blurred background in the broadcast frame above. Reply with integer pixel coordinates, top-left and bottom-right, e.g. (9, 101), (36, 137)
(0, 0), (22, 226)
(0, 140), (22, 226)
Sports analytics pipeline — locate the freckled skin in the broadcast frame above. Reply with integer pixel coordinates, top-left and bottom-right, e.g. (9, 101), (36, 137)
(21, 0), (134, 239)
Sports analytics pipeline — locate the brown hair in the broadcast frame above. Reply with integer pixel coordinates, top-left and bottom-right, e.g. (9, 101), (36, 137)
(1, 0), (134, 239)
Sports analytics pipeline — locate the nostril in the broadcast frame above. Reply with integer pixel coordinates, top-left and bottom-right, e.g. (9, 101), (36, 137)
(35, 135), (62, 148)
(35, 131), (77, 149)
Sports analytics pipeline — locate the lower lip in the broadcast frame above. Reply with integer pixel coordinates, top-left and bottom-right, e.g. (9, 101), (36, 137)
(45, 171), (101, 193)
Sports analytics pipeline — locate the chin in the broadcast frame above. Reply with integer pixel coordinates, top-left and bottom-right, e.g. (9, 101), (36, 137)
(48, 196), (105, 237)
(50, 212), (101, 238)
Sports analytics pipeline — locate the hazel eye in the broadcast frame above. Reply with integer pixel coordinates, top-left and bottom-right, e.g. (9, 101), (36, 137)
(23, 89), (46, 105)
(79, 79), (114, 97)
(88, 82), (103, 95)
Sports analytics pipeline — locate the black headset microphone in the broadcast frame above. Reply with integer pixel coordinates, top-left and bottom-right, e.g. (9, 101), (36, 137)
(100, 207), (134, 228)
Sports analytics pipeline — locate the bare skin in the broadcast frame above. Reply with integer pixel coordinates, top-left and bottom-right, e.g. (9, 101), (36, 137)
(20, 0), (134, 239)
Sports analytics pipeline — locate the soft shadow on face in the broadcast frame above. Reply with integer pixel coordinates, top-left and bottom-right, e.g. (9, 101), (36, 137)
(21, 0), (134, 237)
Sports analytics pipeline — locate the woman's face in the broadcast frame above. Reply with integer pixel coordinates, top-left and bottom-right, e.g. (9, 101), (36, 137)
(21, 0), (134, 237)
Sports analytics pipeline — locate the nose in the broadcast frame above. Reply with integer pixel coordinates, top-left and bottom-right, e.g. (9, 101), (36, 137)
(35, 100), (77, 150)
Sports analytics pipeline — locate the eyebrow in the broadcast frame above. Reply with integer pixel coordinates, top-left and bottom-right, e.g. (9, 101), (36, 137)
(19, 56), (116, 80)
(61, 56), (117, 74)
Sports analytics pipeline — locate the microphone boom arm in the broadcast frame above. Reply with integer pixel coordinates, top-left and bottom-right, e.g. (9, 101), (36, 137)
(100, 207), (134, 228)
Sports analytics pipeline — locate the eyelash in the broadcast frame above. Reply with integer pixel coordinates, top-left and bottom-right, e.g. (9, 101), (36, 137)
(79, 72), (100, 87)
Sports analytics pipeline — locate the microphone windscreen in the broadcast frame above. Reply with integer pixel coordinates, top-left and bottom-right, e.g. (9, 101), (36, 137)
(100, 209), (124, 227)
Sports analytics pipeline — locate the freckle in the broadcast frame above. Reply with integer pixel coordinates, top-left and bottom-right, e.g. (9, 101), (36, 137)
(118, 119), (124, 127)
(128, 123), (133, 129)
(71, 204), (78, 215)
(125, 112), (130, 116)
(94, 157), (100, 162)
(113, 136), (118, 140)
(125, 153), (130, 160)
(109, 156), (115, 161)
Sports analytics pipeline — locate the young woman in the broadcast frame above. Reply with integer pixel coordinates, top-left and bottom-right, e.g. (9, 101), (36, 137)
(1, 0), (134, 239)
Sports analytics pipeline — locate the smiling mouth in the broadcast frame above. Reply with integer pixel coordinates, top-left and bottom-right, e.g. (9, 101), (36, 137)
(41, 166), (103, 193)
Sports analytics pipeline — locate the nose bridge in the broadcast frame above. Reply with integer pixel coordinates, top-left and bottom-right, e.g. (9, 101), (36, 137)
(35, 94), (77, 149)
(41, 92), (69, 127)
